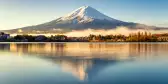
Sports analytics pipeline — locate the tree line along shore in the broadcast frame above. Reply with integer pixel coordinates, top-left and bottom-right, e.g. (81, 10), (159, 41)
(0, 32), (168, 42)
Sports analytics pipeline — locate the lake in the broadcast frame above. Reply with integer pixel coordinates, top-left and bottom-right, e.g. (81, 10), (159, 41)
(0, 42), (168, 84)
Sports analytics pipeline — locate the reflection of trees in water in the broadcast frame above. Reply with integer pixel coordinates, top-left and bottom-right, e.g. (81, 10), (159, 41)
(0, 43), (130, 59)
(0, 44), (10, 51)
(129, 43), (168, 59)
(0, 43), (168, 59)
(8, 43), (66, 56)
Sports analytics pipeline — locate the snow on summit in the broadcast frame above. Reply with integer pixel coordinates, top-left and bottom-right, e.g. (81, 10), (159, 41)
(61, 6), (117, 23)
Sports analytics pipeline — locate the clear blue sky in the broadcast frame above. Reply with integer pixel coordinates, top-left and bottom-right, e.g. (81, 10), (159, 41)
(1, 0), (168, 30)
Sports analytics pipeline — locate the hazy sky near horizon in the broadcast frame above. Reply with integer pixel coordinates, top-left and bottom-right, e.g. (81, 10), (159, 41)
(1, 0), (168, 30)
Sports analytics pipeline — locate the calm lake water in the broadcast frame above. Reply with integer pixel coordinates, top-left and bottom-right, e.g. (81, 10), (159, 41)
(0, 42), (168, 84)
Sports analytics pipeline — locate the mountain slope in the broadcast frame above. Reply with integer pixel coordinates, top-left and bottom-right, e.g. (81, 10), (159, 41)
(3, 6), (164, 34)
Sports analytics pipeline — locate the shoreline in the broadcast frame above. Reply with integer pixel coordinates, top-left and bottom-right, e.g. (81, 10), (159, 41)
(0, 42), (168, 44)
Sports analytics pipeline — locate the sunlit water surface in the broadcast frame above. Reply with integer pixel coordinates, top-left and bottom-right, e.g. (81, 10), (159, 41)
(0, 42), (168, 84)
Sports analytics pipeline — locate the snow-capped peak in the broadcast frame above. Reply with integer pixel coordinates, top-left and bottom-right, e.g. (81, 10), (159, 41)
(61, 6), (117, 23)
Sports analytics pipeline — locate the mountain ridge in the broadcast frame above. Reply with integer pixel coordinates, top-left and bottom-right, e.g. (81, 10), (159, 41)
(3, 6), (168, 34)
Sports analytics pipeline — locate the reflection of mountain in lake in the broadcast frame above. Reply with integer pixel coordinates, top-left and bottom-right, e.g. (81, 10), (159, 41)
(52, 58), (92, 80)
(48, 58), (118, 81)
(0, 43), (168, 80)
(86, 59), (118, 81)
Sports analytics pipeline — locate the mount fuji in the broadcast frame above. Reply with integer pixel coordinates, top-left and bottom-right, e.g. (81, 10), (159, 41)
(4, 6), (166, 34)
